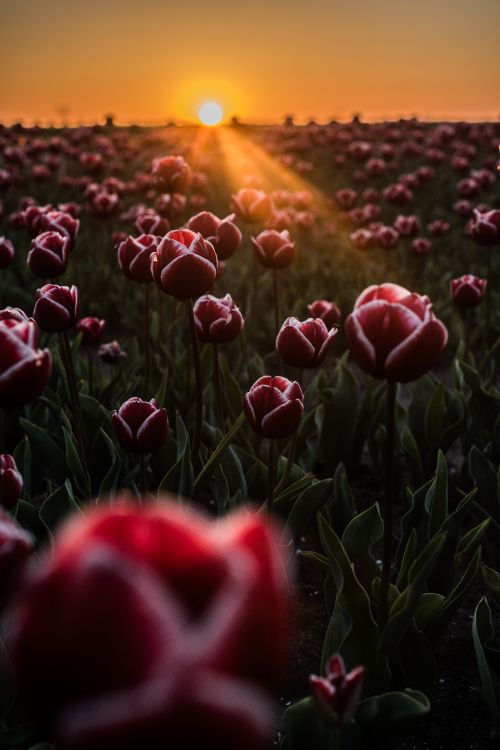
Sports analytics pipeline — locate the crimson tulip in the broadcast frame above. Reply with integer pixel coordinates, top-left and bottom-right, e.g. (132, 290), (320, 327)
(117, 235), (159, 283)
(194, 294), (244, 344)
(186, 211), (242, 260)
(310, 655), (365, 727)
(152, 155), (191, 193)
(76, 317), (106, 344)
(112, 397), (168, 454)
(0, 317), (52, 408)
(0, 237), (14, 269)
(276, 317), (337, 368)
(27, 231), (69, 279)
(33, 284), (79, 333)
(345, 283), (448, 383)
(230, 188), (273, 224)
(451, 275), (487, 308)
(243, 376), (303, 439)
(308, 300), (341, 328)
(6, 500), (290, 750)
(151, 229), (217, 299)
(469, 208), (500, 245)
(0, 454), (23, 509)
(251, 230), (295, 269)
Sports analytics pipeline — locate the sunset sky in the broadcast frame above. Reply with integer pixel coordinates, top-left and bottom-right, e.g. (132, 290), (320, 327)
(1, 0), (498, 125)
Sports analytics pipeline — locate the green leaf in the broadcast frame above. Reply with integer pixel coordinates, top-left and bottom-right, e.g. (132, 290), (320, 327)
(19, 418), (67, 479)
(193, 413), (245, 490)
(355, 690), (430, 729)
(481, 564), (500, 606)
(330, 463), (356, 536)
(472, 597), (500, 725)
(425, 382), (445, 445)
(342, 503), (383, 592)
(425, 450), (448, 539)
(39, 484), (80, 533)
(286, 479), (333, 538)
(63, 427), (91, 498)
(98, 429), (122, 496)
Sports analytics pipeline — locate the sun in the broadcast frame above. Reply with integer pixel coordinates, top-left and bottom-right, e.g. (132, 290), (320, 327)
(198, 101), (224, 126)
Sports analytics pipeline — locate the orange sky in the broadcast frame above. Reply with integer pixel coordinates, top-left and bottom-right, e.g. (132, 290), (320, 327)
(0, 0), (498, 125)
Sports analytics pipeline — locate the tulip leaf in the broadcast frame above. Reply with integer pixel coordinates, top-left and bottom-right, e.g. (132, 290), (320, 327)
(193, 412), (245, 489)
(342, 503), (383, 592)
(424, 382), (445, 445)
(355, 689), (430, 729)
(481, 564), (500, 606)
(425, 450), (448, 539)
(40, 484), (81, 533)
(472, 597), (500, 725)
(63, 427), (91, 499)
(19, 418), (67, 479)
(329, 463), (356, 537)
(98, 429), (122, 496)
(286, 478), (333, 537)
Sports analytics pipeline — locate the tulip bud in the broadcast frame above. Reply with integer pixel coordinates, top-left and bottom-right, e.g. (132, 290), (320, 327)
(450, 275), (487, 308)
(409, 237), (432, 255)
(230, 188), (274, 224)
(0, 237), (14, 269)
(308, 300), (341, 328)
(38, 210), (79, 250)
(33, 284), (79, 333)
(27, 231), (69, 279)
(276, 317), (337, 368)
(0, 317), (52, 408)
(0, 454), (23, 509)
(117, 234), (159, 283)
(112, 397), (169, 454)
(135, 210), (170, 236)
(345, 283), (448, 383)
(251, 230), (295, 269)
(99, 340), (127, 364)
(310, 655), (365, 726)
(186, 211), (242, 260)
(243, 376), (304, 439)
(77, 317), (106, 344)
(151, 229), (218, 299)
(469, 208), (500, 246)
(194, 294), (244, 344)
(152, 155), (191, 193)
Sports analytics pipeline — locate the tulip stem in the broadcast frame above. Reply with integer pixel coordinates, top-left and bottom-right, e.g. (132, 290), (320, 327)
(213, 344), (224, 427)
(144, 284), (151, 395)
(59, 332), (87, 473)
(484, 251), (493, 351)
(139, 455), (147, 496)
(275, 427), (298, 496)
(268, 439), (276, 513)
(186, 299), (203, 462)
(87, 351), (93, 396)
(464, 308), (472, 362)
(273, 268), (280, 335)
(380, 380), (397, 628)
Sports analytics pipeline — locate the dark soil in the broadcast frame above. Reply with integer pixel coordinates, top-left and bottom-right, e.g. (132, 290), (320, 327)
(274, 540), (498, 750)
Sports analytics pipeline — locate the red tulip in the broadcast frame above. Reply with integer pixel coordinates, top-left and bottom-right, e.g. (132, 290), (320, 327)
(99, 340), (126, 364)
(76, 317), (106, 345)
(152, 155), (192, 193)
(7, 500), (290, 750)
(0, 454), (23, 510)
(0, 307), (29, 323)
(276, 317), (337, 368)
(450, 275), (487, 308)
(409, 238), (432, 255)
(112, 397), (169, 454)
(307, 300), (341, 328)
(230, 188), (273, 224)
(383, 183), (413, 206)
(469, 208), (500, 246)
(27, 231), (69, 279)
(33, 284), (80, 333)
(251, 230), (295, 269)
(427, 219), (450, 237)
(117, 235), (159, 283)
(186, 211), (242, 260)
(350, 228), (374, 249)
(90, 191), (120, 217)
(345, 283), (448, 382)
(38, 210), (79, 250)
(310, 655), (365, 726)
(376, 225), (399, 249)
(194, 294), (244, 344)
(335, 189), (358, 210)
(0, 508), (33, 600)
(243, 376), (304, 439)
(135, 210), (170, 236)
(0, 237), (14, 269)
(0, 317), (52, 408)
(151, 229), (218, 299)
(393, 215), (420, 237)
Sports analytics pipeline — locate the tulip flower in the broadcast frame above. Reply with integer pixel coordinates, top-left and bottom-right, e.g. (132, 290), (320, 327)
(76, 316), (106, 345)
(152, 155), (191, 193)
(90, 190), (120, 217)
(409, 238), (432, 255)
(194, 294), (244, 425)
(276, 317), (337, 369)
(33, 284), (79, 333)
(0, 317), (52, 409)
(251, 229), (295, 337)
(468, 208), (500, 346)
(393, 215), (420, 237)
(0, 454), (23, 509)
(310, 655), (365, 727)
(112, 397), (169, 455)
(451, 275), (487, 309)
(6, 500), (290, 750)
(27, 231), (69, 279)
(135, 210), (170, 236)
(186, 211), (242, 260)
(346, 283), (447, 624)
(38, 210), (79, 250)
(308, 300), (341, 328)
(230, 188), (273, 224)
(0, 508), (33, 602)
(0, 237), (14, 269)
(243, 376), (304, 510)
(99, 340), (126, 365)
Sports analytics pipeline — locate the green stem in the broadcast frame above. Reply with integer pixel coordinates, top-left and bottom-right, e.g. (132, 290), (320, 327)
(213, 343), (224, 427)
(274, 427), (299, 496)
(379, 380), (397, 628)
(144, 284), (151, 395)
(59, 332), (87, 473)
(186, 299), (203, 462)
(268, 439), (276, 513)
(484, 251), (493, 351)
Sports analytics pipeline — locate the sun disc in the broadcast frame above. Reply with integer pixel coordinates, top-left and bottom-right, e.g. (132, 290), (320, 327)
(198, 101), (223, 126)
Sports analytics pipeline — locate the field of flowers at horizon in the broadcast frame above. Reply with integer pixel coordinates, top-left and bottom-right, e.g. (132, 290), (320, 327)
(0, 118), (499, 750)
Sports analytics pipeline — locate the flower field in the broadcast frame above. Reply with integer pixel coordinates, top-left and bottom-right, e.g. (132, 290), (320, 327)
(0, 118), (499, 750)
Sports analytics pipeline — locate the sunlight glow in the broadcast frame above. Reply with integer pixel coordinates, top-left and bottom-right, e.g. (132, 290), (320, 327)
(198, 101), (224, 126)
